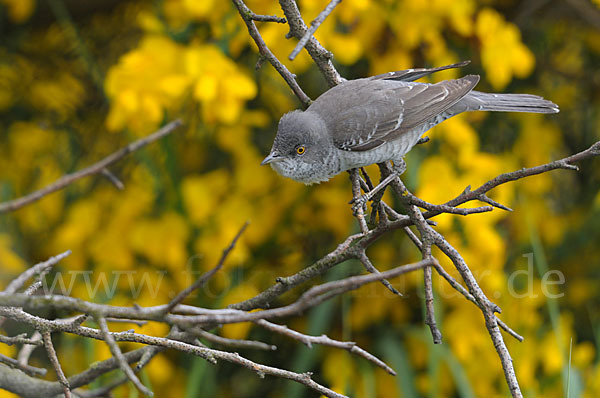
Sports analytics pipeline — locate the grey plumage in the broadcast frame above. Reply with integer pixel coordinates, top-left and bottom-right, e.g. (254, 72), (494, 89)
(262, 62), (559, 184)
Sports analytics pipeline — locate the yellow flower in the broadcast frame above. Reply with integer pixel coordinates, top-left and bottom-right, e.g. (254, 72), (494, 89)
(181, 170), (231, 226)
(105, 36), (189, 133)
(105, 35), (257, 133)
(476, 8), (535, 89)
(0, 0), (35, 23)
(185, 44), (257, 124)
(129, 212), (190, 270)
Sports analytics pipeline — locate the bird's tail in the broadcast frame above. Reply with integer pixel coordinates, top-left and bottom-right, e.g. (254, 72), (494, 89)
(465, 91), (559, 114)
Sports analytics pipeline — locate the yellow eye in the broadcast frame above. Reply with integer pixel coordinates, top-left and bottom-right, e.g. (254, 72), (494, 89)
(296, 145), (306, 155)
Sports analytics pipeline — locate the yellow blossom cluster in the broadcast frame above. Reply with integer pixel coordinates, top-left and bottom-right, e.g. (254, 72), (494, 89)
(105, 36), (256, 134)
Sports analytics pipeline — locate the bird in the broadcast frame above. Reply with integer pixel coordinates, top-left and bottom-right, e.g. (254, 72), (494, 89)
(261, 61), (559, 185)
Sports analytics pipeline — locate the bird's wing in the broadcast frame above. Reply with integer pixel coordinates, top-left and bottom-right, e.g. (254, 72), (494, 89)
(309, 75), (480, 152)
(369, 61), (470, 83)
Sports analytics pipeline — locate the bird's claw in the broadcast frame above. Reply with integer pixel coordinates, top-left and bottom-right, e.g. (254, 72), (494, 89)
(351, 194), (369, 215)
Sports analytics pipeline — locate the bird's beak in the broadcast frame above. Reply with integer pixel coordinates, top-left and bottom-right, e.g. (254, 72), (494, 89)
(261, 152), (281, 165)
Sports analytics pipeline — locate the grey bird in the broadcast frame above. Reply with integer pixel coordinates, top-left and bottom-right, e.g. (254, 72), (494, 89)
(261, 61), (559, 184)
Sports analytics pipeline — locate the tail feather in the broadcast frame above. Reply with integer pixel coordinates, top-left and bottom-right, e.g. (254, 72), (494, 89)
(465, 91), (559, 114)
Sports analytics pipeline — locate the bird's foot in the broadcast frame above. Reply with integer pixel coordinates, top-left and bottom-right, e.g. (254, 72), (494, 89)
(350, 193), (369, 215)
(392, 158), (407, 176)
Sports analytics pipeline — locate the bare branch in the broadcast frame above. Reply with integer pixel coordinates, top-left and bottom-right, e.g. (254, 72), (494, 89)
(74, 376), (128, 398)
(2, 250), (71, 294)
(42, 331), (71, 398)
(423, 261), (441, 344)
(96, 317), (153, 397)
(191, 328), (276, 351)
(379, 165), (523, 395)
(18, 331), (42, 366)
(0, 250), (72, 329)
(0, 119), (183, 213)
(174, 259), (433, 326)
(0, 260), (429, 328)
(100, 168), (124, 190)
(356, 251), (402, 296)
(430, 261), (523, 341)
(0, 347), (149, 397)
(289, 0), (342, 60)
(0, 333), (43, 347)
(250, 13), (287, 23)
(256, 319), (396, 375)
(0, 353), (47, 377)
(229, 232), (363, 311)
(279, 0), (343, 87)
(423, 140), (600, 220)
(477, 192), (513, 211)
(104, 317), (147, 327)
(231, 0), (311, 107)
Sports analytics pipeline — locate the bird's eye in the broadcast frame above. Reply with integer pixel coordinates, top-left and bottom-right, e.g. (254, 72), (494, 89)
(296, 145), (306, 155)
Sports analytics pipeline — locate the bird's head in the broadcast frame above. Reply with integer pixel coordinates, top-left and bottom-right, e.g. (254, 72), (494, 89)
(261, 110), (332, 184)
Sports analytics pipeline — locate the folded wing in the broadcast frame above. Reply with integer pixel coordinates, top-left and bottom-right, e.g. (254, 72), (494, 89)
(308, 75), (480, 152)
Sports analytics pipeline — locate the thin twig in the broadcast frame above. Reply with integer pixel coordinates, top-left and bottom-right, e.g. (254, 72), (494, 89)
(357, 252), (401, 296)
(430, 261), (523, 341)
(289, 0), (342, 60)
(105, 317), (147, 327)
(279, 0), (343, 86)
(18, 331), (43, 366)
(0, 353), (47, 377)
(100, 168), (124, 190)
(383, 166), (522, 395)
(423, 259), (442, 344)
(74, 376), (128, 398)
(2, 250), (72, 294)
(422, 141), (600, 220)
(165, 221), (249, 313)
(0, 250), (71, 329)
(0, 119), (182, 213)
(42, 331), (71, 397)
(0, 347), (149, 397)
(173, 260), (433, 326)
(377, 164), (442, 343)
(0, 333), (43, 347)
(230, 232), (364, 311)
(256, 319), (396, 375)
(96, 317), (153, 396)
(250, 13), (286, 23)
(433, 227), (521, 396)
(231, 0), (311, 107)
(1, 312), (345, 398)
(192, 328), (276, 351)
